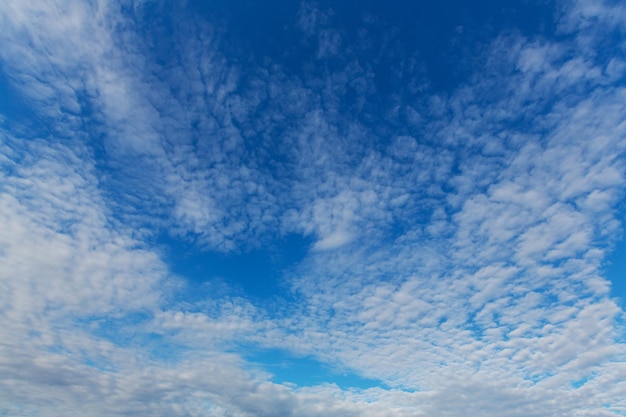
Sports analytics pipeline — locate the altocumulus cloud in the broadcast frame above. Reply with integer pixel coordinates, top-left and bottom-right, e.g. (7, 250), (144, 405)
(1, 0), (626, 416)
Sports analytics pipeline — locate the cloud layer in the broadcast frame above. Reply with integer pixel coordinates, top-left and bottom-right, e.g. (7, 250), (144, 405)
(1, 0), (626, 415)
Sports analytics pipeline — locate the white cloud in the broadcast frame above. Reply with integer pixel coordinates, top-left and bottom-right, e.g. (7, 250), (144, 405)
(313, 229), (354, 250)
(252, 8), (626, 414)
(1, 0), (626, 416)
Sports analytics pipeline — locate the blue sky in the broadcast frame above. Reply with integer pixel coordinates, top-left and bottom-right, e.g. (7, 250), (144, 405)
(1, 0), (626, 416)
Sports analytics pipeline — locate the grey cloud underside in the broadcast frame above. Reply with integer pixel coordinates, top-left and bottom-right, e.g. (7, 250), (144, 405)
(1, 0), (626, 416)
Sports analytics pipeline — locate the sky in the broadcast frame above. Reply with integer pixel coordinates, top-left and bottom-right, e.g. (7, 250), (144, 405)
(1, 0), (626, 416)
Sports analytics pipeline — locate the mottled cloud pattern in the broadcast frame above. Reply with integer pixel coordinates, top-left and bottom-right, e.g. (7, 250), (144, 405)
(1, 0), (626, 416)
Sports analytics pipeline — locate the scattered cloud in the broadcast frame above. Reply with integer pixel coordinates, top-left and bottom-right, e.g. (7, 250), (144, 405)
(1, 0), (625, 415)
